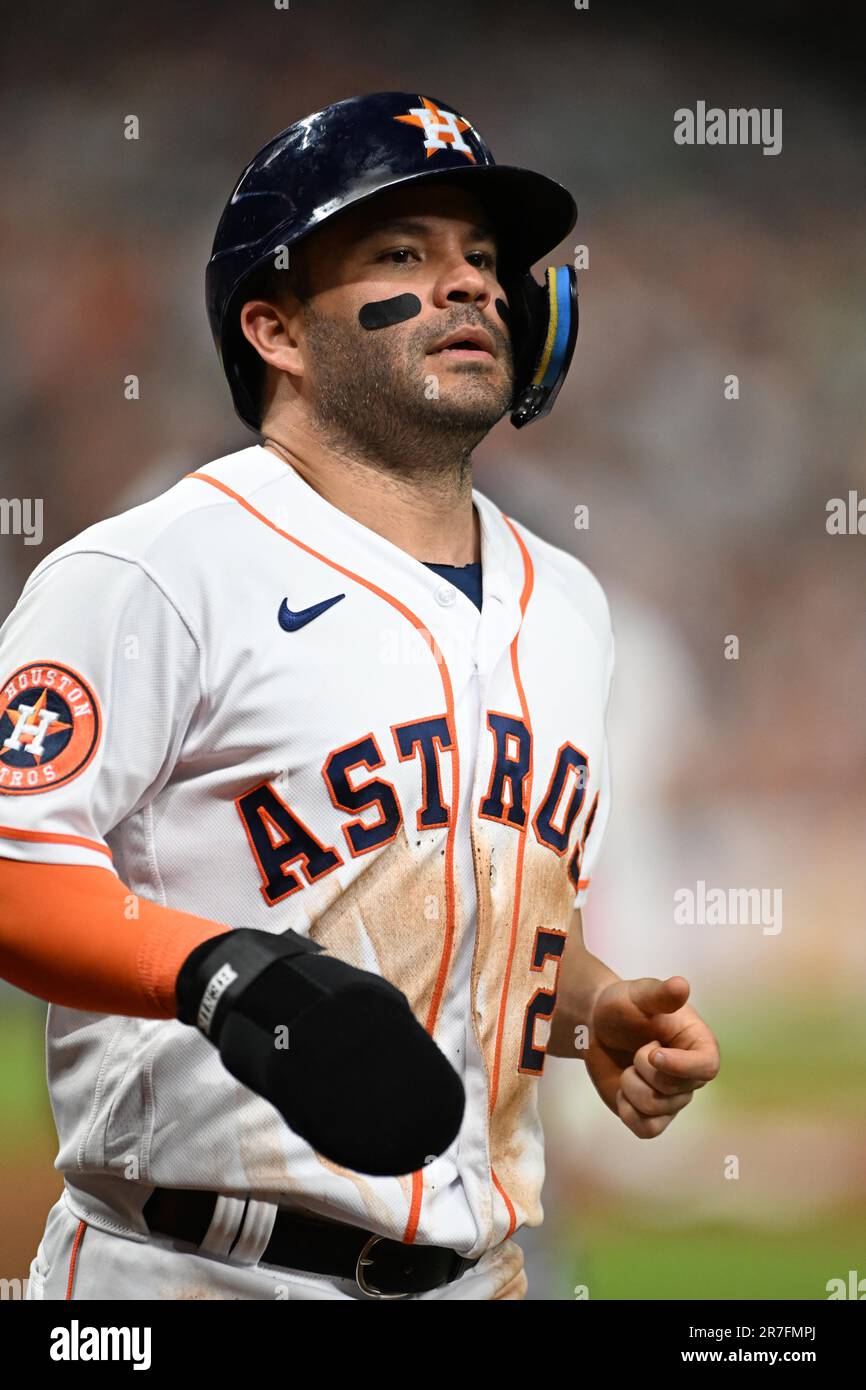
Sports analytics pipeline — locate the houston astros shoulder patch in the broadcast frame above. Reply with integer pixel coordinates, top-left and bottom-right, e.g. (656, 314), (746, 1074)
(0, 661), (102, 794)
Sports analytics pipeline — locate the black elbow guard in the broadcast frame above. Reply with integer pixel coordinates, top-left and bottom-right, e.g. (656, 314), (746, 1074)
(175, 928), (464, 1177)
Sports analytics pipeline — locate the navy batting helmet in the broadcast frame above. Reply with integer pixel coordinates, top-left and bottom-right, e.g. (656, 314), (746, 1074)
(205, 92), (578, 431)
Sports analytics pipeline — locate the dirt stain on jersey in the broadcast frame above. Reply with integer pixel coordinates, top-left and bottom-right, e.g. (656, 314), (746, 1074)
(472, 832), (577, 1234)
(312, 1152), (402, 1232)
(306, 819), (464, 1026)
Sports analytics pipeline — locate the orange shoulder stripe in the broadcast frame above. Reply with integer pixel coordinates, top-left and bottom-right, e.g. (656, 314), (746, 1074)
(0, 824), (113, 859)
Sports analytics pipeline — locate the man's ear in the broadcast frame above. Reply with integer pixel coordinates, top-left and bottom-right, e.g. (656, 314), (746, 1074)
(239, 292), (306, 382)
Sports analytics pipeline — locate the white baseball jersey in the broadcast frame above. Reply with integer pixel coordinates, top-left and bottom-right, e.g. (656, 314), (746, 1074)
(0, 443), (614, 1259)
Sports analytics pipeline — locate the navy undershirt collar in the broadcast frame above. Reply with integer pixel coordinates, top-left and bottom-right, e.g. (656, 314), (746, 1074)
(423, 561), (483, 612)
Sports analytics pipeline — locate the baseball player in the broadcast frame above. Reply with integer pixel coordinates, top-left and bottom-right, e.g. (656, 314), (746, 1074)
(0, 92), (719, 1301)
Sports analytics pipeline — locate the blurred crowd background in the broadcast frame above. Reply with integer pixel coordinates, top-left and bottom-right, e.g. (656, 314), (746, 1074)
(1, 0), (864, 1299)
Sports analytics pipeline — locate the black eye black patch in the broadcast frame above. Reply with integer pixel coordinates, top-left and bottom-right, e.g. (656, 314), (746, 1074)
(358, 294), (423, 330)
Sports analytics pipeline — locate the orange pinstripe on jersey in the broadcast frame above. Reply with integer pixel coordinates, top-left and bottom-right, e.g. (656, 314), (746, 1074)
(485, 513), (534, 1237)
(65, 1219), (87, 1300)
(184, 469), (461, 1246)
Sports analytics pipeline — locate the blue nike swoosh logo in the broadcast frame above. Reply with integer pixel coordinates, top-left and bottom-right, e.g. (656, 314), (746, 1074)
(278, 593), (345, 632)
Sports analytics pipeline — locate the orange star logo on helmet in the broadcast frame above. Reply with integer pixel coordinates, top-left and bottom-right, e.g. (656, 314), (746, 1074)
(394, 97), (477, 163)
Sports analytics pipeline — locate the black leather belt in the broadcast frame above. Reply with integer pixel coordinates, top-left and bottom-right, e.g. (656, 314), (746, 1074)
(142, 1186), (479, 1298)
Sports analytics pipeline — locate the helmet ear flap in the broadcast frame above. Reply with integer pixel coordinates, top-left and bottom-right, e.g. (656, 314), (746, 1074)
(222, 307), (267, 432)
(507, 265), (578, 428)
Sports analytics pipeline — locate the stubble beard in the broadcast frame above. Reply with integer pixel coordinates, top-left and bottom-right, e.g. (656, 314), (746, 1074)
(301, 305), (515, 485)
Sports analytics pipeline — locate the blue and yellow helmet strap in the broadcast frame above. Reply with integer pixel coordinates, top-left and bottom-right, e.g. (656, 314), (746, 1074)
(532, 266), (573, 390)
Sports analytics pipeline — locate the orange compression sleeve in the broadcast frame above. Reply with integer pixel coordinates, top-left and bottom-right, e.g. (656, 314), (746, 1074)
(0, 859), (231, 1018)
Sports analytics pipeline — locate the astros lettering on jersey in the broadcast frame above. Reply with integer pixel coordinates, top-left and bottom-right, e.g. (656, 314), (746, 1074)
(0, 442), (613, 1257)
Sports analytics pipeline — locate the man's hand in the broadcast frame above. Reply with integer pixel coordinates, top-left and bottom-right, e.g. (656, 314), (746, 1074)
(583, 976), (719, 1138)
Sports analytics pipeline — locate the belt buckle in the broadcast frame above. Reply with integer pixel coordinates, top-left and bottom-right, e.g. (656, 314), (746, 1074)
(355, 1234), (412, 1300)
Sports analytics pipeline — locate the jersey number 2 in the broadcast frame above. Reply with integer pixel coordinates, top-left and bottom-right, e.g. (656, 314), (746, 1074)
(518, 927), (567, 1076)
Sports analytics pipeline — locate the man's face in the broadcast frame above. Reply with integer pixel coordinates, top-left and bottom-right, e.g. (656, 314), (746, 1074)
(286, 182), (515, 453)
